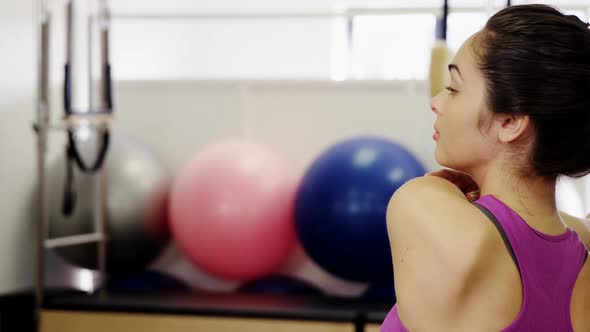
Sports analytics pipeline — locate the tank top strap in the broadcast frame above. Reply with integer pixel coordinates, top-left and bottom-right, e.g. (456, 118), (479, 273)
(472, 194), (587, 331)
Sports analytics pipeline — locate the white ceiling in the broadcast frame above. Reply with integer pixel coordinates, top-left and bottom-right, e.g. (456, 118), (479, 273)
(107, 0), (590, 14)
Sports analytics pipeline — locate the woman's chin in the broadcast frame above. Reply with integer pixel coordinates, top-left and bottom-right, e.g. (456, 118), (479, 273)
(434, 152), (458, 171)
(434, 148), (446, 167)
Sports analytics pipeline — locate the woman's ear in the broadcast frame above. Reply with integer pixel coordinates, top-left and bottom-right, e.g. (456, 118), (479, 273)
(497, 114), (531, 143)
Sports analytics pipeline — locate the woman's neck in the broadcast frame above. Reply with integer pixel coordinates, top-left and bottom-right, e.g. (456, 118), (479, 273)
(474, 162), (558, 220)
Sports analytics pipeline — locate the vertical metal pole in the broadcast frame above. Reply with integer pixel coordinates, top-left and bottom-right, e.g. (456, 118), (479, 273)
(346, 13), (354, 79)
(97, 0), (110, 294)
(97, 166), (108, 295)
(88, 15), (94, 111)
(100, 0), (111, 111)
(35, 0), (50, 327)
(66, 1), (73, 68)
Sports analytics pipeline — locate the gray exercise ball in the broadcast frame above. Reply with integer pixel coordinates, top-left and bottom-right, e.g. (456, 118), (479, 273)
(48, 135), (171, 276)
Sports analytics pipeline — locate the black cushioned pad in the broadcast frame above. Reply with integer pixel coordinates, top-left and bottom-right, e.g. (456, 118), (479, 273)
(43, 291), (391, 324)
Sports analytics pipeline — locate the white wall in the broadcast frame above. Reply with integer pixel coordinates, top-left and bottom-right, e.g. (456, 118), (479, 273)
(111, 19), (334, 80)
(46, 79), (437, 296)
(111, 80), (436, 173)
(0, 1), (36, 295)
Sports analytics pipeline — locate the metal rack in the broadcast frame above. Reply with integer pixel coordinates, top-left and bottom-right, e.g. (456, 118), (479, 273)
(33, 0), (113, 329)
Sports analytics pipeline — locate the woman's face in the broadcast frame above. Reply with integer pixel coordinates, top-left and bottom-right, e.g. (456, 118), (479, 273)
(431, 36), (499, 174)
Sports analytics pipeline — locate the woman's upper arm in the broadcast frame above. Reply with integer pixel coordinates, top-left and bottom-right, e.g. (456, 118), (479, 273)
(386, 176), (488, 330)
(386, 176), (477, 273)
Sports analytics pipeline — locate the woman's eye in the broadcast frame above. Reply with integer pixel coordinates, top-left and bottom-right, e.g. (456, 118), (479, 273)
(445, 86), (458, 94)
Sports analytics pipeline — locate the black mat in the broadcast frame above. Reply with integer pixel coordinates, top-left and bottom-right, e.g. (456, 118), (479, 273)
(43, 291), (391, 325)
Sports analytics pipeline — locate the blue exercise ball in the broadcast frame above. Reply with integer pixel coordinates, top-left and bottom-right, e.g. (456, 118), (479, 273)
(237, 276), (321, 296)
(295, 136), (426, 283)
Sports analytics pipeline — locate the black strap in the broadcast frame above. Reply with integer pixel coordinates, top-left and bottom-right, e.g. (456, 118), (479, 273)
(472, 202), (521, 274)
(66, 130), (110, 173)
(61, 130), (110, 217)
(61, 150), (76, 217)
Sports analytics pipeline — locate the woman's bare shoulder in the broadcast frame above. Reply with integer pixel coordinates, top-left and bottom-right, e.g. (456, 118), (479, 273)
(386, 176), (504, 330)
(386, 176), (491, 253)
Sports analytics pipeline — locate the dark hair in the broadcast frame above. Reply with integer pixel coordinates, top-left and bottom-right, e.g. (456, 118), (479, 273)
(474, 4), (590, 179)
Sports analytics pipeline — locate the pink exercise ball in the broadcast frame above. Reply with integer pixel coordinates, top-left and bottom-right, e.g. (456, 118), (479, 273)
(169, 140), (298, 280)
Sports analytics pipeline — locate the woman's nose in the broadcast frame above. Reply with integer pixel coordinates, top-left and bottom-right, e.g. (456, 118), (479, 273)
(430, 91), (444, 114)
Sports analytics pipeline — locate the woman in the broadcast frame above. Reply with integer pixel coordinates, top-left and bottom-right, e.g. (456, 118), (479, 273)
(383, 4), (590, 331)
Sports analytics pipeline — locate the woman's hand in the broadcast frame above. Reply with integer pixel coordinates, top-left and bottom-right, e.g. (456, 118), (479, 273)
(426, 169), (480, 202)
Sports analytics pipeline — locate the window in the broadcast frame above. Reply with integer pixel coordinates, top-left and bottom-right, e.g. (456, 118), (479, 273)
(111, 17), (334, 80)
(447, 12), (487, 52)
(348, 14), (436, 80)
(107, 2), (590, 80)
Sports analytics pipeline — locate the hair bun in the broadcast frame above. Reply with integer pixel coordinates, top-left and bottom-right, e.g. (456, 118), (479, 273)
(565, 14), (590, 29)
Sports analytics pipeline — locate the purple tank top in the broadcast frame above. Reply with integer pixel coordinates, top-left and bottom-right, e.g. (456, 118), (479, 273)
(381, 194), (588, 332)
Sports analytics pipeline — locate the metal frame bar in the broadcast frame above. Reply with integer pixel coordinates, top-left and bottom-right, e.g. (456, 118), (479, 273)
(44, 233), (105, 249)
(34, 1), (112, 330)
(34, 0), (50, 323)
